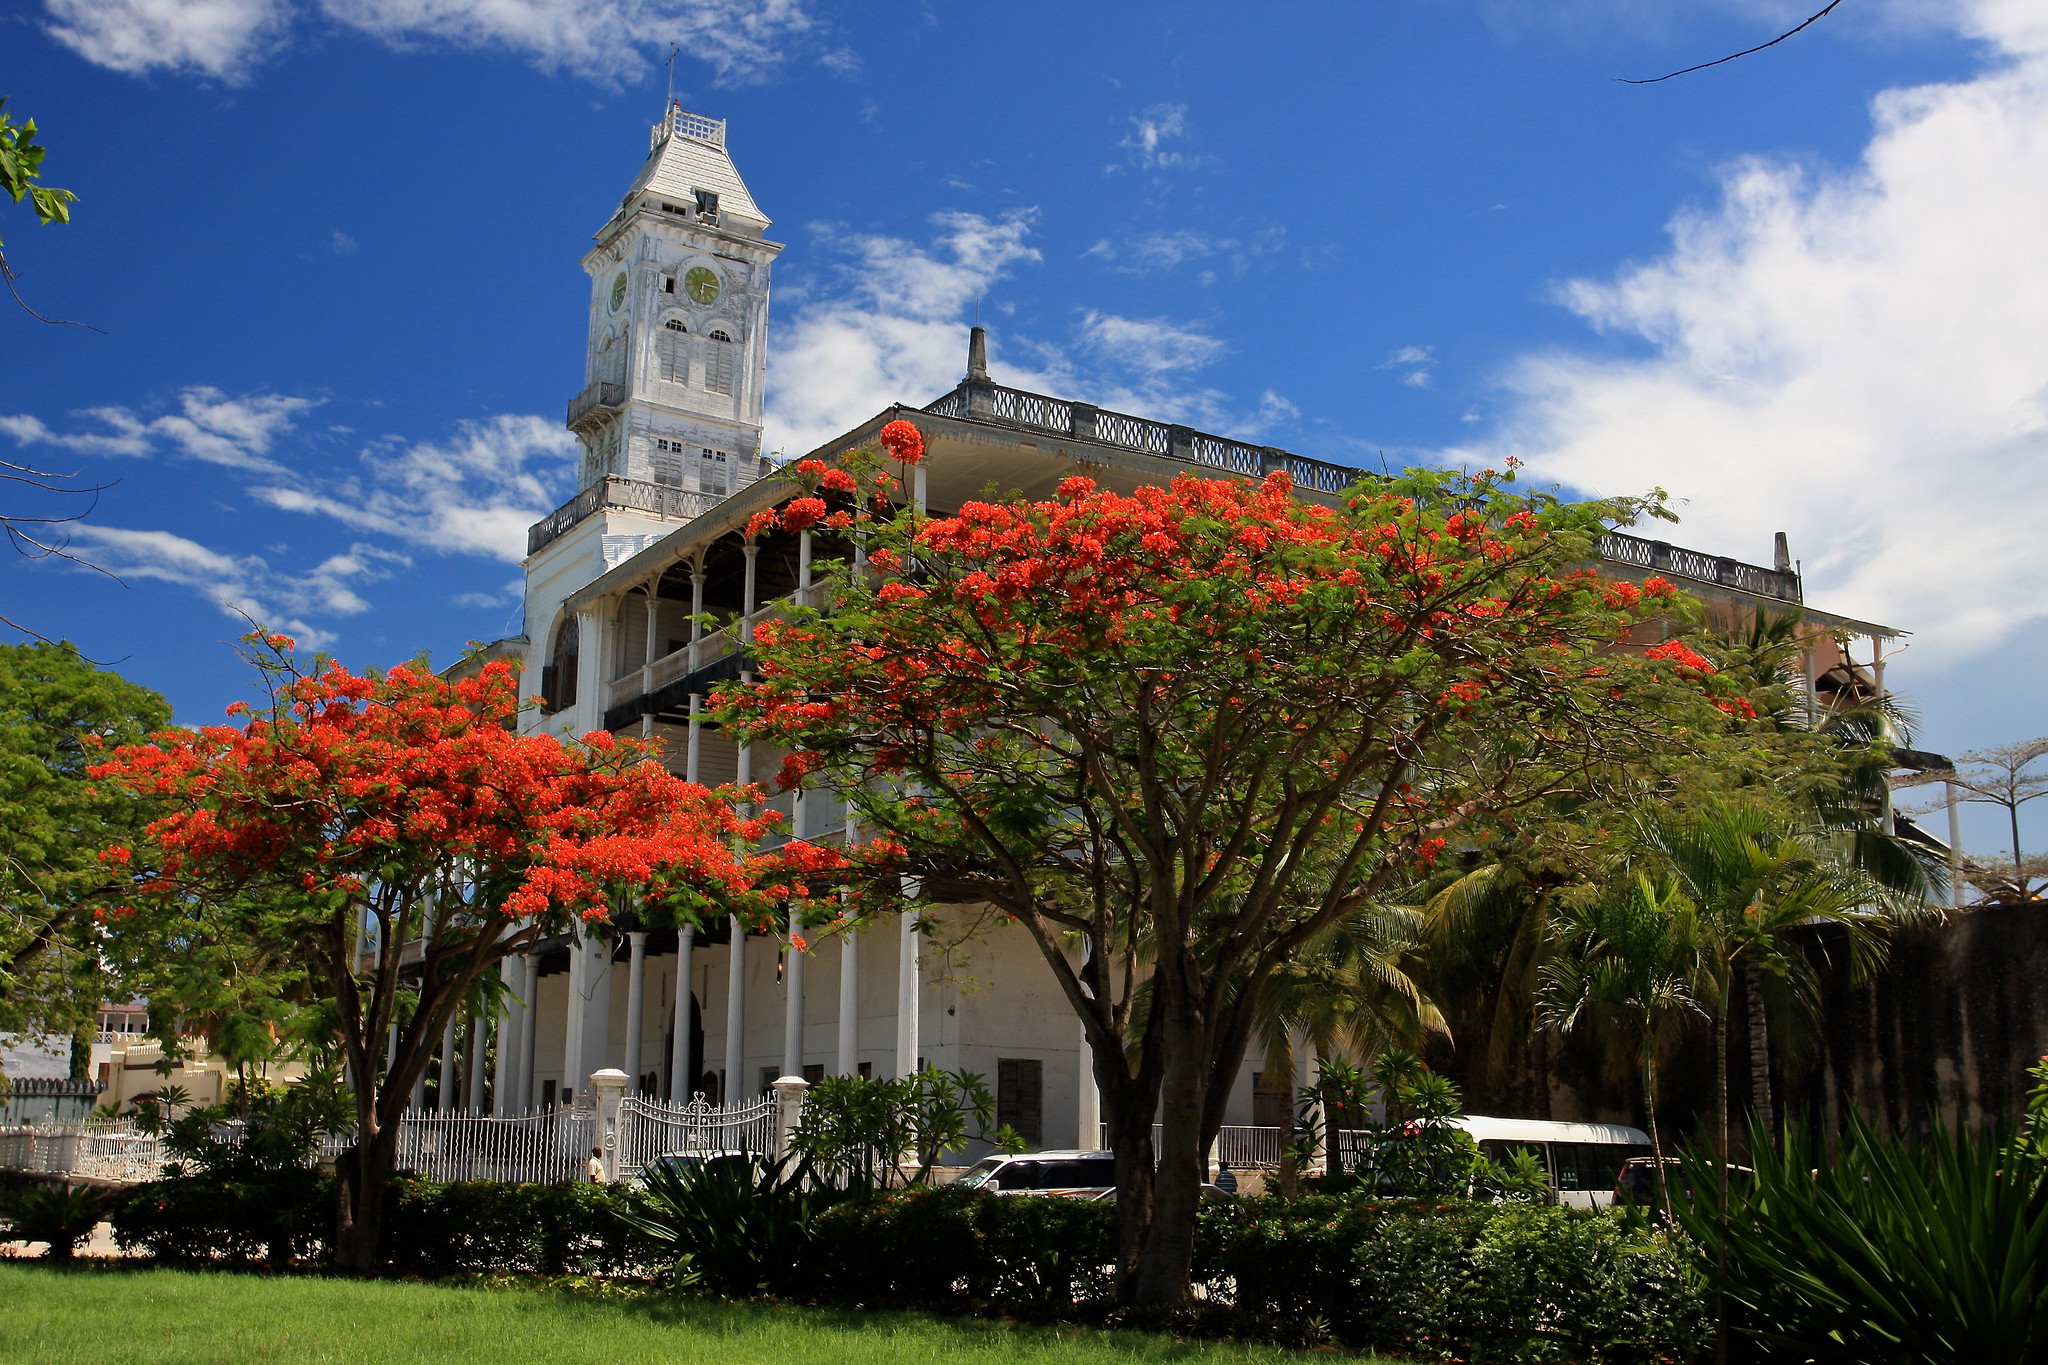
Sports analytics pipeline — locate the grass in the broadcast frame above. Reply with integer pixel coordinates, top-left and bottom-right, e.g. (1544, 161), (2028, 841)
(0, 1264), (1375, 1365)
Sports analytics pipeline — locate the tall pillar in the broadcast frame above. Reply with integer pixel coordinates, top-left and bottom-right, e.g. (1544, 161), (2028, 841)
(573, 608), (603, 731)
(640, 581), (662, 740)
(438, 1010), (460, 1111)
(783, 904), (806, 1078)
(464, 1009), (486, 1112)
(623, 931), (650, 1091)
(1077, 1012), (1100, 1149)
(517, 953), (539, 1110)
(563, 923), (613, 1101)
(1947, 779), (1966, 910)
(836, 928), (859, 1076)
(493, 956), (520, 1114)
(895, 879), (921, 1079)
(724, 917), (747, 1101)
(562, 928), (585, 1102)
(670, 923), (695, 1099)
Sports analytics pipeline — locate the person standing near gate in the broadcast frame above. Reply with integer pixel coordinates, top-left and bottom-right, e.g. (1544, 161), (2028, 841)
(588, 1146), (607, 1183)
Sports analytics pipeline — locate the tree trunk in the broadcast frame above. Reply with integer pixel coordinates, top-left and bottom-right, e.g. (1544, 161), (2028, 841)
(1124, 1006), (1208, 1308)
(1642, 1044), (1671, 1224)
(1743, 959), (1775, 1145)
(1275, 1038), (1299, 1199)
(334, 1113), (400, 1273)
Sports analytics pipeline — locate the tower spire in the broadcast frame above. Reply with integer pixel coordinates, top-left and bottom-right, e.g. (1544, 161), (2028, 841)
(966, 324), (989, 382)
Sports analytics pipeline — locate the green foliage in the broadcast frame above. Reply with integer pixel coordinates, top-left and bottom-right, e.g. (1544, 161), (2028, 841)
(384, 1178), (659, 1277)
(0, 98), (76, 246)
(1677, 1114), (2048, 1365)
(149, 1072), (352, 1179)
(792, 1065), (1023, 1187)
(1, 1182), (110, 1260)
(1292, 1053), (1548, 1203)
(810, 1184), (1117, 1311)
(0, 642), (171, 1041)
(112, 1168), (329, 1265)
(624, 1153), (835, 1295)
(1208, 1196), (1705, 1361)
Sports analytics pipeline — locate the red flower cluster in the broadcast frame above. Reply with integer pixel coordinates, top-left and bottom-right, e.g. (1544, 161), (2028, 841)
(1643, 639), (1717, 677)
(879, 419), (925, 465)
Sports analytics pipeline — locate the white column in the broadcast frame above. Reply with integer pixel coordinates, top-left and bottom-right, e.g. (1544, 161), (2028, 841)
(895, 880), (921, 1078)
(783, 904), (806, 1078)
(517, 954), (539, 1110)
(590, 1068), (629, 1183)
(1947, 779), (1967, 910)
(670, 924), (695, 1099)
(493, 956), (520, 1114)
(623, 930), (650, 1091)
(438, 1010), (460, 1111)
(562, 928), (586, 1101)
(724, 916), (747, 1100)
(685, 693), (702, 783)
(836, 928), (859, 1076)
(464, 1010), (486, 1111)
(1077, 1013), (1100, 1149)
(1872, 634), (1892, 834)
(640, 581), (662, 739)
(573, 608), (603, 731)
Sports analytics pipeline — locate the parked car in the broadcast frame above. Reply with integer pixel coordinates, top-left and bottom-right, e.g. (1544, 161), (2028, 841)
(632, 1149), (755, 1187)
(952, 1149), (1117, 1196)
(1612, 1156), (1752, 1209)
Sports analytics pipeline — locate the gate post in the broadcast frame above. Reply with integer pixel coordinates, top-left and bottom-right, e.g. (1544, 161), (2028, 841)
(771, 1074), (809, 1160)
(589, 1068), (630, 1183)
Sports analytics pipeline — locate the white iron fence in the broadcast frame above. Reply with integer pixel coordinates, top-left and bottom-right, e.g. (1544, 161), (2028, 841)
(614, 1092), (778, 1180)
(0, 1078), (788, 1187)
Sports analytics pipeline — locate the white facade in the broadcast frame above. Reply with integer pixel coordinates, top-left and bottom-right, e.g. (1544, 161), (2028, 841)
(491, 106), (1172, 1154)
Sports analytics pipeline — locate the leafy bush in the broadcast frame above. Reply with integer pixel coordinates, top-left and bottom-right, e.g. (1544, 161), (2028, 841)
(1678, 1116), (2048, 1365)
(383, 1178), (658, 1277)
(791, 1066), (1024, 1188)
(624, 1154), (835, 1295)
(809, 1184), (1115, 1312)
(113, 1168), (330, 1264)
(2, 1183), (111, 1261)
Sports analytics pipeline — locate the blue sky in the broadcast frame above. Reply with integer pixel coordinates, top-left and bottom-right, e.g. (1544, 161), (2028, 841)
(4, 0), (2045, 855)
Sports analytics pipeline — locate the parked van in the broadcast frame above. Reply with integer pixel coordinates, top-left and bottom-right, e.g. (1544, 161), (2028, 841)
(1455, 1115), (1654, 1209)
(952, 1149), (1117, 1196)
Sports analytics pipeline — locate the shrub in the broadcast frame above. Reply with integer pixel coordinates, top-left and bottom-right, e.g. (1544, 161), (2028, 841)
(384, 1179), (658, 1277)
(112, 1168), (329, 1265)
(1678, 1117), (2048, 1365)
(624, 1154), (834, 1295)
(2, 1182), (112, 1261)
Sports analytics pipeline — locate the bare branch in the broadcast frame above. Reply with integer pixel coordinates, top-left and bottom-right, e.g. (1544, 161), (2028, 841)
(1619, 1), (1845, 85)
(0, 249), (105, 331)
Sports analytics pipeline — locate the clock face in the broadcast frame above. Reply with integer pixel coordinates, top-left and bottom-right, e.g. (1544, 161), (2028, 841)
(684, 265), (721, 305)
(608, 272), (628, 313)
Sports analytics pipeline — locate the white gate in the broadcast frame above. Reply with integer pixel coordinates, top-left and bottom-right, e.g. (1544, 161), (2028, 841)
(614, 1092), (778, 1180)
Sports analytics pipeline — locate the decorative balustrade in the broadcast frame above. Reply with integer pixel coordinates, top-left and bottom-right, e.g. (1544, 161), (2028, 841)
(1596, 531), (1801, 603)
(528, 477), (716, 556)
(565, 381), (628, 431)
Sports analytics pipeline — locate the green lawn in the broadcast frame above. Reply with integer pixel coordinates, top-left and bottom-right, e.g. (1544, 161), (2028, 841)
(0, 1264), (1368, 1365)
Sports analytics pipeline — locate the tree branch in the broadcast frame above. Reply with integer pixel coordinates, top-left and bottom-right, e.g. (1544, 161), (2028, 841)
(1619, 1), (1845, 85)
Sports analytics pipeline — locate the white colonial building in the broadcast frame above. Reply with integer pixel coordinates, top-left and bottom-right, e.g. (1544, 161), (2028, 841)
(468, 104), (1896, 1155)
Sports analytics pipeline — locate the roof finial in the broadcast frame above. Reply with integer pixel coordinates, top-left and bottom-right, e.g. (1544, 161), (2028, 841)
(966, 324), (989, 383)
(1773, 531), (1792, 574)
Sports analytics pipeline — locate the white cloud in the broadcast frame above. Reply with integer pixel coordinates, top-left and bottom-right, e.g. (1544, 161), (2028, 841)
(1117, 103), (1198, 171)
(1076, 311), (1227, 377)
(330, 229), (358, 256)
(1461, 1), (2048, 663)
(251, 413), (576, 562)
(68, 525), (407, 650)
(764, 211), (1042, 456)
(1380, 344), (1437, 388)
(0, 387), (315, 471)
(765, 211), (1296, 454)
(41, 0), (818, 84)
(42, 0), (289, 83)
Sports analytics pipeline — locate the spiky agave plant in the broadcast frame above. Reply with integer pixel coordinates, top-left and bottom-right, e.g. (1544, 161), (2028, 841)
(1678, 1114), (2048, 1364)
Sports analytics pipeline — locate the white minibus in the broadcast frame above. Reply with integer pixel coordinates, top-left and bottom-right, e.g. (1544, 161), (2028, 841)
(1454, 1115), (1654, 1209)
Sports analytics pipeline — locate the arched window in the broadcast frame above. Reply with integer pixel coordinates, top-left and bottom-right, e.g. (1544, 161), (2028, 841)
(658, 319), (690, 384)
(542, 619), (580, 713)
(705, 329), (736, 395)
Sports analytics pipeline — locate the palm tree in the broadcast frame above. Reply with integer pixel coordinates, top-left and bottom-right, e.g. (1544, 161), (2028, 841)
(1248, 901), (1443, 1191)
(1539, 872), (1706, 1218)
(1646, 798), (1936, 1160)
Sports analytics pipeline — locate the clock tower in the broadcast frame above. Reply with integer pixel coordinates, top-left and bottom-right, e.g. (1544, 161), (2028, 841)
(569, 102), (781, 510)
(521, 105), (783, 733)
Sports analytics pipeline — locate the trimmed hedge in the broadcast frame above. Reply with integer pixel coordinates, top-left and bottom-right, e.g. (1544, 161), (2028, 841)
(112, 1173), (658, 1276)
(807, 1189), (1705, 1361)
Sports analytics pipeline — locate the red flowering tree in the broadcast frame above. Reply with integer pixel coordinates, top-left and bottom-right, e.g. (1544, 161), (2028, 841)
(93, 636), (860, 1271)
(721, 440), (1746, 1304)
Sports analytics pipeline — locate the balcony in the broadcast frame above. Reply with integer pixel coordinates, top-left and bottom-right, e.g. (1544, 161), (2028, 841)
(1596, 531), (1801, 603)
(566, 381), (628, 432)
(527, 476), (718, 556)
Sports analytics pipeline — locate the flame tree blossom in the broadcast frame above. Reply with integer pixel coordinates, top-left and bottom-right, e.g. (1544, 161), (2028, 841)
(90, 637), (880, 1272)
(716, 448), (1752, 1306)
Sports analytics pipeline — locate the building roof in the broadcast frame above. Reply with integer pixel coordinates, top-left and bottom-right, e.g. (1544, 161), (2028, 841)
(621, 106), (768, 227)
